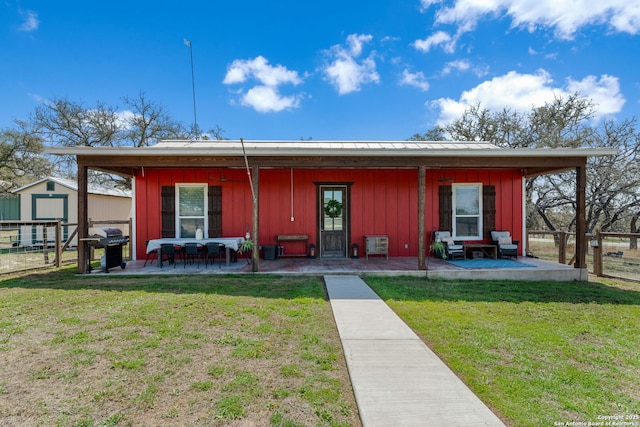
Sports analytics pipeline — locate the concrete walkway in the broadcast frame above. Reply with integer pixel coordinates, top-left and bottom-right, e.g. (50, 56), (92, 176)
(325, 275), (506, 427)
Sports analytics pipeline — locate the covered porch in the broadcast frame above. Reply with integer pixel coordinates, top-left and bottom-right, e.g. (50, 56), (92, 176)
(45, 140), (616, 278)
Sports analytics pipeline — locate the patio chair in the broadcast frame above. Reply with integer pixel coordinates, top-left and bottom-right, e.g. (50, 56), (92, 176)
(143, 240), (157, 267)
(490, 231), (519, 259)
(205, 242), (225, 268)
(160, 243), (183, 268)
(184, 242), (204, 268)
(434, 231), (465, 260)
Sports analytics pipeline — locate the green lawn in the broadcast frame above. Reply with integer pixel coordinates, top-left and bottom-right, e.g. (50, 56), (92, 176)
(366, 276), (640, 427)
(0, 270), (360, 427)
(3, 269), (639, 427)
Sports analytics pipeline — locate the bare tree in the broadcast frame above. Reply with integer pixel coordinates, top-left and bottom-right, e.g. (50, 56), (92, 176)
(30, 94), (218, 188)
(411, 95), (640, 238)
(0, 120), (53, 193)
(121, 92), (188, 147)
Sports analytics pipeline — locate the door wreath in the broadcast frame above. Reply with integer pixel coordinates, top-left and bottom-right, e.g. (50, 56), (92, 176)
(324, 199), (343, 218)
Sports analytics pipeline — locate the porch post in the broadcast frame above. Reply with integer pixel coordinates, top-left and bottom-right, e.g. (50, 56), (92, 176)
(251, 166), (260, 272)
(575, 161), (587, 269)
(77, 163), (89, 274)
(418, 166), (426, 270)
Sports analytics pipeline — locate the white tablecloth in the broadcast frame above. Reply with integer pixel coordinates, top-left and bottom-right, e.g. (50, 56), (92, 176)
(146, 237), (243, 254)
(147, 237), (244, 267)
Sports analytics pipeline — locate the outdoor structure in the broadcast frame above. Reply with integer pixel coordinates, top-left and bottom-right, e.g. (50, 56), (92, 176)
(45, 140), (615, 275)
(11, 176), (132, 247)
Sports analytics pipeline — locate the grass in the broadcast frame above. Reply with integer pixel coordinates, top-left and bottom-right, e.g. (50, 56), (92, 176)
(365, 276), (640, 427)
(3, 267), (640, 426)
(0, 269), (360, 427)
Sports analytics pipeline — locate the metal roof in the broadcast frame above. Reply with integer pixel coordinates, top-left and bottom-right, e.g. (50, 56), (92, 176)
(12, 176), (131, 198)
(45, 140), (617, 158)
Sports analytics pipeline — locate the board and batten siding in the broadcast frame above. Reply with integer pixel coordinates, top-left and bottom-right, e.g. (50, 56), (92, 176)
(133, 167), (523, 260)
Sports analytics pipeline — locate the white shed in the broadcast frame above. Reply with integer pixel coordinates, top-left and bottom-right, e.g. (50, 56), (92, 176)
(12, 177), (132, 246)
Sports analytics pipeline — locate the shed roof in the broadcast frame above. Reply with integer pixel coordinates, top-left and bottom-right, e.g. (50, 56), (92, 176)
(12, 176), (131, 198)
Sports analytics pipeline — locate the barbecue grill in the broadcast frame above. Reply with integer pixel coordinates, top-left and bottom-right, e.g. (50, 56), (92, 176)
(84, 227), (129, 272)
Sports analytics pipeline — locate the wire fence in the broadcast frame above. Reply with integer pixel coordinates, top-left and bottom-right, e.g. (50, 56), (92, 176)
(527, 230), (640, 282)
(0, 219), (131, 276)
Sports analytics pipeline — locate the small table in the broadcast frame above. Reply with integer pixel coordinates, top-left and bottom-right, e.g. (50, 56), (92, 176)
(277, 234), (309, 257)
(463, 244), (497, 259)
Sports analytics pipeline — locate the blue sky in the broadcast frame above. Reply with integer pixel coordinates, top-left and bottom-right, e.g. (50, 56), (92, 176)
(1, 0), (639, 141)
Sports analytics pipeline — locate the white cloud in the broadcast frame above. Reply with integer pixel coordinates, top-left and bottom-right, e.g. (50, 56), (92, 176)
(18, 10), (39, 32)
(441, 59), (470, 75)
(240, 86), (301, 113)
(223, 56), (304, 113)
(400, 70), (430, 91)
(223, 56), (302, 86)
(322, 34), (380, 95)
(346, 34), (373, 57)
(430, 70), (625, 124)
(566, 74), (625, 116)
(424, 0), (640, 40)
(413, 31), (456, 53)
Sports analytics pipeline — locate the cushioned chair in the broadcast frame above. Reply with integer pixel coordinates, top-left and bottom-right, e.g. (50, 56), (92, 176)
(434, 231), (465, 260)
(491, 231), (519, 259)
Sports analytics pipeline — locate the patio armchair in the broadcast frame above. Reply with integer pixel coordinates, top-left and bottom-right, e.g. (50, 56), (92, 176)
(434, 231), (465, 260)
(490, 231), (519, 259)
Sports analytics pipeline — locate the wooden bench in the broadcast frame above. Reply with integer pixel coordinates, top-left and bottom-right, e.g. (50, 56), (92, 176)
(277, 234), (309, 257)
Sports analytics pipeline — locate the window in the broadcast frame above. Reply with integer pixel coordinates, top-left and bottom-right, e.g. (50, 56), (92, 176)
(176, 184), (206, 238)
(452, 183), (482, 240)
(46, 181), (55, 191)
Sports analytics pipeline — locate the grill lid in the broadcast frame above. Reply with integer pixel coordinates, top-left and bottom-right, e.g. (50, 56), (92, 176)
(88, 227), (123, 238)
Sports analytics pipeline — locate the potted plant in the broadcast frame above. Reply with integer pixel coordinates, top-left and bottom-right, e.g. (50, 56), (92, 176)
(238, 239), (254, 264)
(429, 241), (447, 260)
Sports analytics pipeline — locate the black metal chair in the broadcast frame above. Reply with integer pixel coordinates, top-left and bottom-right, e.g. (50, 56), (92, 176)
(144, 240), (158, 267)
(184, 242), (204, 268)
(160, 243), (182, 268)
(205, 242), (225, 268)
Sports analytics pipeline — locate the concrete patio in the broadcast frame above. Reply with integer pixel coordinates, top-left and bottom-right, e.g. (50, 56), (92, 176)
(93, 253), (587, 281)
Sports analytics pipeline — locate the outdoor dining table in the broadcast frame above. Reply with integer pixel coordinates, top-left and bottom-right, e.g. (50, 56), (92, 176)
(146, 237), (244, 267)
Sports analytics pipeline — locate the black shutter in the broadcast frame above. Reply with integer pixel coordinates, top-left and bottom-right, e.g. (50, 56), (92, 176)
(438, 185), (452, 232)
(482, 185), (496, 239)
(208, 186), (222, 238)
(161, 186), (175, 238)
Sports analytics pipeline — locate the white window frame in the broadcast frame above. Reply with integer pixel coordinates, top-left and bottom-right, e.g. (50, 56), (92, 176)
(175, 183), (207, 238)
(452, 183), (482, 240)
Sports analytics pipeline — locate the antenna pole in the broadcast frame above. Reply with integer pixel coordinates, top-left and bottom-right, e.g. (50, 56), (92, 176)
(184, 39), (198, 139)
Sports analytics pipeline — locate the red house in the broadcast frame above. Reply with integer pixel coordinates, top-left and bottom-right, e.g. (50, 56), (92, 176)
(47, 140), (614, 274)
